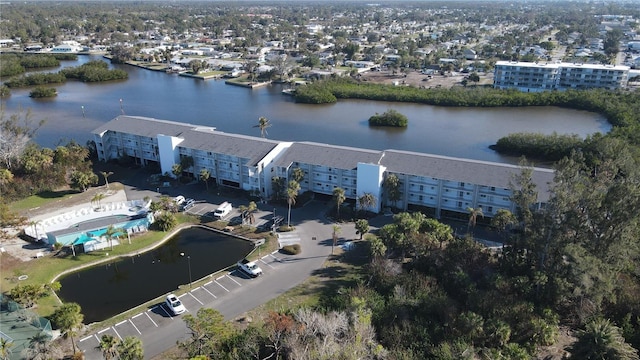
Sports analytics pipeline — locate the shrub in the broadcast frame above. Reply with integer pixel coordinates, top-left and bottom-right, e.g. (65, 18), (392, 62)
(278, 225), (295, 232)
(0, 85), (10, 98)
(281, 244), (301, 255)
(368, 109), (408, 127)
(29, 86), (57, 98)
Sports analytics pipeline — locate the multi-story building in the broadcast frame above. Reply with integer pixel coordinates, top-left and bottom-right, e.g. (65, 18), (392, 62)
(494, 61), (629, 92)
(93, 116), (555, 218)
(92, 116), (291, 196)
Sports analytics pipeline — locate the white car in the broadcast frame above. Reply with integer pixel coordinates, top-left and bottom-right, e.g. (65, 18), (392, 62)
(165, 294), (186, 315)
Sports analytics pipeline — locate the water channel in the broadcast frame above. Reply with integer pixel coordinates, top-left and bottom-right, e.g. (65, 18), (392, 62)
(56, 226), (254, 324)
(0, 55), (610, 164)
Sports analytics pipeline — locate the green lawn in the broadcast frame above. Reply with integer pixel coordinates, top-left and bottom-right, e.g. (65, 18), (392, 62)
(10, 190), (79, 212)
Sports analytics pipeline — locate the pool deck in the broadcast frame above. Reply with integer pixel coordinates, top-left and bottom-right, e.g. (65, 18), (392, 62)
(23, 189), (146, 241)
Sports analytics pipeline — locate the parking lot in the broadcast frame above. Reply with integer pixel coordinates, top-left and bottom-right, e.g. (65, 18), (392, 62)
(77, 247), (292, 358)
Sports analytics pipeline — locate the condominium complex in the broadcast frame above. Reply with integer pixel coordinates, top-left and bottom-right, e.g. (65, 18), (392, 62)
(493, 61), (629, 92)
(93, 116), (554, 218)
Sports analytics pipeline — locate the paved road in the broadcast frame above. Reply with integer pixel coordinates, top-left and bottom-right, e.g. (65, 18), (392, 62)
(76, 167), (365, 359)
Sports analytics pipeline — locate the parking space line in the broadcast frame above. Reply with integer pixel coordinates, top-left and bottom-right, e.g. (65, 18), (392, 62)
(112, 326), (122, 340)
(188, 292), (204, 305)
(129, 319), (142, 335)
(94, 334), (100, 342)
(97, 328), (110, 334)
(202, 286), (217, 298)
(216, 275), (225, 281)
(204, 280), (213, 286)
(116, 320), (127, 327)
(145, 311), (158, 327)
(226, 274), (242, 286)
(259, 258), (276, 269)
(215, 279), (229, 292)
(132, 313), (143, 319)
(157, 304), (174, 319)
(269, 254), (283, 262)
(80, 335), (93, 342)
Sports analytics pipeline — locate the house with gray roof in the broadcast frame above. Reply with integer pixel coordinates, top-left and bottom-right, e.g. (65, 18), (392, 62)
(93, 116), (554, 218)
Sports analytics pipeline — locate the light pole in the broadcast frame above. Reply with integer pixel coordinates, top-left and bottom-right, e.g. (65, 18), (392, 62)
(180, 252), (192, 289)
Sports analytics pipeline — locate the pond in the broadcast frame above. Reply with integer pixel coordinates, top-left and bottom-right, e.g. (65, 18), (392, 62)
(56, 226), (254, 323)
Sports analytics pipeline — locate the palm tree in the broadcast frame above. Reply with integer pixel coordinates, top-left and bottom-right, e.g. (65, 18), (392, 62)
(333, 187), (346, 219)
(51, 302), (83, 355)
(466, 206), (484, 234)
(104, 225), (125, 251)
(0, 338), (14, 360)
(358, 192), (377, 213)
(199, 168), (211, 191)
(22, 332), (61, 360)
(92, 193), (106, 210)
(100, 171), (114, 189)
(99, 334), (120, 360)
(291, 167), (305, 183)
(286, 180), (300, 228)
(254, 116), (272, 138)
(285, 180), (300, 226)
(383, 173), (402, 209)
(569, 318), (639, 360)
(117, 336), (144, 360)
(332, 225), (342, 255)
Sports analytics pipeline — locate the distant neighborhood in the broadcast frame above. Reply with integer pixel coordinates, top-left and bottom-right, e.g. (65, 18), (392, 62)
(1, 1), (639, 90)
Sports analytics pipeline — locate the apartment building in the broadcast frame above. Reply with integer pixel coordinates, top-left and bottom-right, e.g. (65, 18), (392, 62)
(93, 116), (554, 218)
(92, 116), (289, 196)
(494, 61), (629, 92)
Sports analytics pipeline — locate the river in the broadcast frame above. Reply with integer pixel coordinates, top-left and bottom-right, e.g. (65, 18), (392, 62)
(0, 55), (610, 163)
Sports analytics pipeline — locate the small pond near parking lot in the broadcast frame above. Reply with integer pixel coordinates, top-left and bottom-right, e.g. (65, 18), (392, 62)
(56, 226), (254, 323)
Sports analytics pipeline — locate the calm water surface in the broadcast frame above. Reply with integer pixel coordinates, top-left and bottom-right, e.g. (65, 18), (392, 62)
(1, 55), (610, 163)
(57, 227), (253, 323)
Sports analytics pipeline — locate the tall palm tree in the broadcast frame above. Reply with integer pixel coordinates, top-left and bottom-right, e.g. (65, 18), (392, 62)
(104, 225), (125, 251)
(333, 187), (346, 219)
(254, 116), (272, 138)
(466, 206), (484, 234)
(100, 171), (114, 189)
(99, 334), (119, 360)
(569, 318), (639, 360)
(51, 302), (83, 355)
(286, 180), (300, 228)
(291, 167), (305, 183)
(199, 168), (211, 191)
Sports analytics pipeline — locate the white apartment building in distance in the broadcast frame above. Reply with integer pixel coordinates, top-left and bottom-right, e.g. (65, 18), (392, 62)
(493, 61), (629, 92)
(93, 116), (554, 218)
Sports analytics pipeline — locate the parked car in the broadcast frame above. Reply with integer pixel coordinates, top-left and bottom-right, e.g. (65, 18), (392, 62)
(213, 201), (232, 219)
(165, 294), (186, 315)
(237, 258), (263, 277)
(181, 198), (196, 211)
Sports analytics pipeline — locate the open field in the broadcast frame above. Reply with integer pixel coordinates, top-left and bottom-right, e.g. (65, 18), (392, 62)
(359, 68), (494, 89)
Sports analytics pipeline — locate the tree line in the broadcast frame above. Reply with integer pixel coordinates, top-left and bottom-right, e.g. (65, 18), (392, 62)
(293, 78), (640, 161)
(0, 53), (76, 77)
(3, 59), (127, 89)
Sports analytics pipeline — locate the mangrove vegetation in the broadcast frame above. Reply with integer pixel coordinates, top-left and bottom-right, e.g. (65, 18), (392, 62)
(293, 78), (640, 160)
